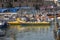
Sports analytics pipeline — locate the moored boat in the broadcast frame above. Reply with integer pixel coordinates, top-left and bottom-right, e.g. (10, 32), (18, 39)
(0, 21), (7, 37)
(8, 21), (20, 25)
(8, 18), (50, 25)
(8, 18), (20, 25)
(20, 22), (50, 26)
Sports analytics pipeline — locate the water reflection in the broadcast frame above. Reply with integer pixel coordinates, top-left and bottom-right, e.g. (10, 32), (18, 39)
(14, 25), (55, 40)
(6, 20), (60, 40)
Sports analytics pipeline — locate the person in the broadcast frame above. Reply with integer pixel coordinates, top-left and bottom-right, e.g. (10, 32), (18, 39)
(25, 14), (30, 22)
(35, 14), (41, 22)
(41, 15), (46, 22)
(29, 14), (36, 22)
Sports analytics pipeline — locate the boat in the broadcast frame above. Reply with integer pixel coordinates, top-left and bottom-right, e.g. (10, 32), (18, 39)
(8, 18), (20, 25)
(8, 21), (20, 25)
(0, 21), (7, 37)
(17, 18), (50, 26)
(20, 22), (50, 26)
(7, 18), (50, 25)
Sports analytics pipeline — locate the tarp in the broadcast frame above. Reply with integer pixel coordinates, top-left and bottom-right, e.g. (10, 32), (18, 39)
(20, 6), (34, 9)
(8, 8), (19, 12)
(15, 7), (20, 9)
(0, 8), (8, 13)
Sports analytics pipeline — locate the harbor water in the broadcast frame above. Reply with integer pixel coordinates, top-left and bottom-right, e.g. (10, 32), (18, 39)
(1, 20), (59, 40)
(5, 23), (55, 40)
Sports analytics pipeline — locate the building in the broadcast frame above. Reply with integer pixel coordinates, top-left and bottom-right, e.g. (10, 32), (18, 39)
(0, 0), (57, 8)
(57, 0), (60, 6)
(44, 0), (60, 7)
(0, 0), (44, 8)
(44, 0), (57, 6)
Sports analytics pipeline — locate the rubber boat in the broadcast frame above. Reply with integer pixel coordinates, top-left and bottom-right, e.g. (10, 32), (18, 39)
(8, 21), (20, 25)
(20, 21), (49, 24)
(8, 14), (60, 25)
(8, 18), (20, 25)
(20, 21), (50, 26)
(18, 19), (50, 26)
(8, 18), (50, 25)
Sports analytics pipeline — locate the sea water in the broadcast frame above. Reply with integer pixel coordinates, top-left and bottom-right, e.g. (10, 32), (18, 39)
(1, 20), (59, 40)
(12, 24), (55, 40)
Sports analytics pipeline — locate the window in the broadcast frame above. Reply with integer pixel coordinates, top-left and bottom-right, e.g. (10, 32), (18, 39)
(2, 0), (8, 2)
(6, 0), (7, 2)
(28, 0), (31, 2)
(58, 0), (60, 2)
(2, 4), (4, 7)
(9, 0), (13, 2)
(19, 0), (24, 3)
(14, 0), (17, 2)
(36, 0), (41, 2)
(0, 0), (2, 2)
(2, 0), (4, 2)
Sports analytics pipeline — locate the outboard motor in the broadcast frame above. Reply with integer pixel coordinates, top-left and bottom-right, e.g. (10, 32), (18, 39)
(0, 21), (8, 37)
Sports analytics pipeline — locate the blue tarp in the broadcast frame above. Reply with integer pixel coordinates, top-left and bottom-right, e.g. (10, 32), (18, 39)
(20, 6), (34, 9)
(0, 7), (20, 13)
(15, 7), (20, 9)
(8, 8), (19, 12)
(8, 7), (33, 12)
(0, 7), (35, 13)
(0, 8), (8, 13)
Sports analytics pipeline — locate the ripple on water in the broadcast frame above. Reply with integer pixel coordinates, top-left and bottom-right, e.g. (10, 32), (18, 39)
(15, 25), (55, 40)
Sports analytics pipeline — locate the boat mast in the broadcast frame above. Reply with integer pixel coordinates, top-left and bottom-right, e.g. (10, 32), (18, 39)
(54, 9), (57, 27)
(54, 7), (59, 30)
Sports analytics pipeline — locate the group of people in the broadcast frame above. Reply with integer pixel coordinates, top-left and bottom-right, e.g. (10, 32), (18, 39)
(20, 13), (51, 22)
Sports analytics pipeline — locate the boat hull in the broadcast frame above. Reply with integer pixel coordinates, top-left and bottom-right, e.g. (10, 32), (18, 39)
(8, 18), (50, 25)
(8, 21), (20, 25)
(20, 22), (50, 26)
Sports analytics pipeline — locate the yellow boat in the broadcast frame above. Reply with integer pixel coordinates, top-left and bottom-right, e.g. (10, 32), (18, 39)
(20, 21), (50, 25)
(8, 18), (50, 25)
(20, 22), (50, 26)
(8, 18), (20, 25)
(8, 21), (20, 25)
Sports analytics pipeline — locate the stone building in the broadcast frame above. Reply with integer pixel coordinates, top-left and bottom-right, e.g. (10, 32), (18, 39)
(0, 0), (44, 8)
(0, 0), (57, 8)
